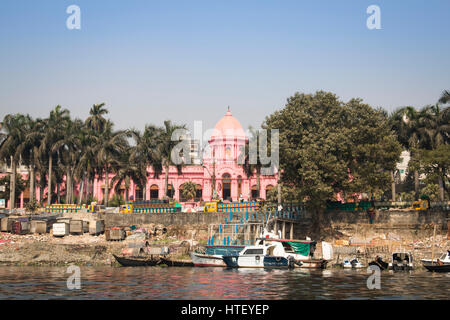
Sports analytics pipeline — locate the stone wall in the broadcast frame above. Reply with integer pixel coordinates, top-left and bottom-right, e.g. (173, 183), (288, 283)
(104, 211), (230, 228)
(102, 209), (448, 241)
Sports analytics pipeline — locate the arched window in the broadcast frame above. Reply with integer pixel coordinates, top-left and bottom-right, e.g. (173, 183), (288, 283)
(195, 184), (203, 201)
(265, 185), (274, 200)
(237, 176), (242, 197)
(222, 174), (231, 201)
(251, 185), (259, 199)
(166, 184), (175, 198)
(150, 185), (159, 199)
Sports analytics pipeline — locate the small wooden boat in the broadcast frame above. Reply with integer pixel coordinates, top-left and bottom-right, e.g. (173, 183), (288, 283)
(190, 252), (226, 267)
(296, 258), (328, 269)
(113, 254), (161, 267)
(423, 264), (450, 273)
(422, 251), (450, 273)
(160, 257), (194, 267)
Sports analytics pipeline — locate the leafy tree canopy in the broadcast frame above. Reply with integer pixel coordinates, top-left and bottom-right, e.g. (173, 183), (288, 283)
(263, 91), (402, 211)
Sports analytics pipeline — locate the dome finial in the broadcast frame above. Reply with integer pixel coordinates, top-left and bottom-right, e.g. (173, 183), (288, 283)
(226, 106), (231, 116)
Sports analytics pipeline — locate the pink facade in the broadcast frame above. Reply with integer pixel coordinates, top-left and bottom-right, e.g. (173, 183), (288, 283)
(3, 110), (278, 208)
(95, 109), (278, 203)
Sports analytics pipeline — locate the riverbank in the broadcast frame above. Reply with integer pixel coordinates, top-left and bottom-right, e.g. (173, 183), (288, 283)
(0, 231), (197, 267)
(0, 229), (447, 268)
(0, 209), (448, 267)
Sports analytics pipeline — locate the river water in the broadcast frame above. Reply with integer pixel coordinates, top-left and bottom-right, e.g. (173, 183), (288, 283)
(0, 266), (448, 300)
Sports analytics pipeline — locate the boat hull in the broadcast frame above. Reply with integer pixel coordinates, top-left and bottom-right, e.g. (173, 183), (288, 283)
(113, 254), (160, 267)
(423, 264), (450, 273)
(263, 256), (293, 268)
(223, 255), (293, 268)
(190, 252), (226, 267)
(295, 259), (328, 269)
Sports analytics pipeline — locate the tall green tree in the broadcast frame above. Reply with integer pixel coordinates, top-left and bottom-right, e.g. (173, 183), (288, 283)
(264, 91), (401, 230)
(85, 103), (109, 133)
(0, 114), (29, 209)
(110, 148), (147, 203)
(39, 106), (71, 205)
(438, 90), (450, 105)
(129, 125), (162, 200)
(154, 120), (186, 199)
(389, 106), (424, 198)
(93, 120), (128, 206)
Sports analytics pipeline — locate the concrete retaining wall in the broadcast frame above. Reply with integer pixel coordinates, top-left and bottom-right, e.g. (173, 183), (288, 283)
(104, 210), (448, 229)
(104, 211), (230, 228)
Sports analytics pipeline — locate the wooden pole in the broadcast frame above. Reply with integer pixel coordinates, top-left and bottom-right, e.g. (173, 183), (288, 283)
(431, 224), (437, 265)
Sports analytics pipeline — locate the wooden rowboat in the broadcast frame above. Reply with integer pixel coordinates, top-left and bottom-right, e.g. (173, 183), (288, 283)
(113, 254), (161, 267)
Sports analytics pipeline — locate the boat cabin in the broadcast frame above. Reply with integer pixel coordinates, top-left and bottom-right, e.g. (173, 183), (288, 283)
(390, 252), (414, 270)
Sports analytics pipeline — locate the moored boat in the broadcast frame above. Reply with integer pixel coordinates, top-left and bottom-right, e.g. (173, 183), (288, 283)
(222, 244), (293, 268)
(421, 251), (450, 273)
(389, 252), (414, 271)
(190, 245), (245, 267)
(343, 257), (364, 269)
(113, 254), (161, 267)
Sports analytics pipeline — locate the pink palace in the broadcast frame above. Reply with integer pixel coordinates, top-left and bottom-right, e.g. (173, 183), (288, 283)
(4, 109), (279, 208)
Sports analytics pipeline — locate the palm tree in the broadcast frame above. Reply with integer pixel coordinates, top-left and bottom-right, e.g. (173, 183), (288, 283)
(389, 107), (426, 199)
(85, 103), (109, 133)
(93, 120), (128, 206)
(53, 118), (84, 204)
(110, 148), (147, 203)
(438, 90), (450, 105)
(418, 104), (449, 200)
(154, 120), (186, 199)
(0, 114), (29, 209)
(16, 116), (42, 204)
(129, 125), (162, 200)
(181, 181), (197, 202)
(39, 106), (70, 205)
(74, 125), (96, 204)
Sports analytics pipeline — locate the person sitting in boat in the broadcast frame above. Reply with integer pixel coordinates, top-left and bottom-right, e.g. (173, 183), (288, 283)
(436, 259), (444, 266)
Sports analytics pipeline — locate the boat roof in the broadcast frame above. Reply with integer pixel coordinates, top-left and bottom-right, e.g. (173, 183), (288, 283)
(265, 238), (316, 244)
(206, 245), (245, 247)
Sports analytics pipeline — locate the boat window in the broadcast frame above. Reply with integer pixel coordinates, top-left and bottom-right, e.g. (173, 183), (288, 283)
(243, 249), (264, 255)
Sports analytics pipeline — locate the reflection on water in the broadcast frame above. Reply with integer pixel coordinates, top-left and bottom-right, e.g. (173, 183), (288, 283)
(0, 266), (448, 300)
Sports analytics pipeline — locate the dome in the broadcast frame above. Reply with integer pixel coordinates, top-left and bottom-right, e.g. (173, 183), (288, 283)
(210, 108), (246, 141)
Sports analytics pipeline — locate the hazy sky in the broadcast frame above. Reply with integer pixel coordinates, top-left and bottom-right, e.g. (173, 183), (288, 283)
(1, 0), (449, 132)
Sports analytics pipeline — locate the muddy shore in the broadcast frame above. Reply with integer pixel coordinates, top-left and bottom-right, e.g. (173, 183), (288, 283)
(0, 230), (448, 269)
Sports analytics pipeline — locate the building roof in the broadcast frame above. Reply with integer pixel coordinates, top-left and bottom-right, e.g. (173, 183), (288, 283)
(210, 107), (246, 141)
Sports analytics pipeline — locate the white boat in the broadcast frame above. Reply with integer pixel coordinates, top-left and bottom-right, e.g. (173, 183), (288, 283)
(222, 243), (294, 268)
(421, 251), (450, 266)
(389, 252), (414, 271)
(190, 245), (245, 267)
(190, 252), (226, 267)
(343, 257), (364, 268)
